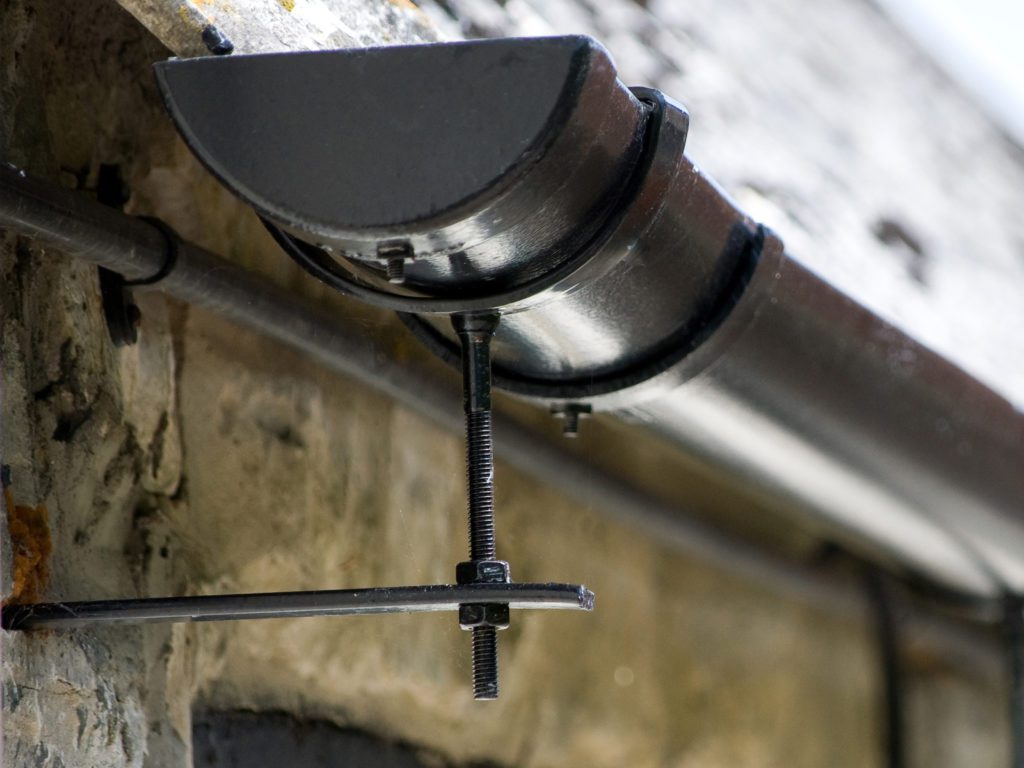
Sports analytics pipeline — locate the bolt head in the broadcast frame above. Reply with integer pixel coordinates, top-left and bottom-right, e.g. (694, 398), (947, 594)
(456, 559), (511, 585)
(459, 603), (510, 630)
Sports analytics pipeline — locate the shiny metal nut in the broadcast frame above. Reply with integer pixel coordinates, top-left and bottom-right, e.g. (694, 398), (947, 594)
(459, 603), (510, 630)
(456, 560), (511, 585)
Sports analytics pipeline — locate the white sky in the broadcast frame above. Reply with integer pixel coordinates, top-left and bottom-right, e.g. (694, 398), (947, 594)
(877, 0), (1024, 145)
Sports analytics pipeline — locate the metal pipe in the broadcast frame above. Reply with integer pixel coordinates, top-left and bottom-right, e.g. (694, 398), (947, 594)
(0, 167), (459, 422)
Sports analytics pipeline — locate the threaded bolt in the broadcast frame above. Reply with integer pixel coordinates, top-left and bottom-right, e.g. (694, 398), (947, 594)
(452, 312), (502, 700)
(466, 410), (495, 560)
(563, 410), (580, 437)
(550, 402), (593, 438)
(385, 257), (405, 284)
(378, 241), (412, 284)
(472, 626), (499, 699)
(201, 24), (234, 56)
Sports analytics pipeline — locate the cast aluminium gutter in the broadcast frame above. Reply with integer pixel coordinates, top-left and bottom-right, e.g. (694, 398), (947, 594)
(147, 38), (1024, 601)
(7, 32), (1024, 604)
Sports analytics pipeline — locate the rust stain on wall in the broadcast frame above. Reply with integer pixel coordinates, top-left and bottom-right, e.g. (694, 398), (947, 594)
(2, 475), (52, 604)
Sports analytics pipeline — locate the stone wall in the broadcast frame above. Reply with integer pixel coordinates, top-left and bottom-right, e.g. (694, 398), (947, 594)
(0, 1), (1012, 766)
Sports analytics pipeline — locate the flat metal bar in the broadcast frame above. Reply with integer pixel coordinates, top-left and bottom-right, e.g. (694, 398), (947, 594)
(0, 583), (594, 630)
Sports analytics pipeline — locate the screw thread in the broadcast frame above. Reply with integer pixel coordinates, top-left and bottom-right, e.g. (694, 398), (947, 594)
(385, 257), (405, 284)
(466, 411), (496, 561)
(472, 626), (499, 700)
(454, 312), (502, 701)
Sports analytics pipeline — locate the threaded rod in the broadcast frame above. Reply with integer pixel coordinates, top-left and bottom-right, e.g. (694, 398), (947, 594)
(453, 312), (502, 700)
(472, 626), (499, 699)
(466, 410), (496, 560)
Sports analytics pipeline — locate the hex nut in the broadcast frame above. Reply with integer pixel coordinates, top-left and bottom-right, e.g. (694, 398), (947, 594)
(456, 559), (511, 585)
(459, 603), (510, 630)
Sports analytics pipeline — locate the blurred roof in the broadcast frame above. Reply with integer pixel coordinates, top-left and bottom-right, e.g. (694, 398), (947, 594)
(876, 0), (1024, 147)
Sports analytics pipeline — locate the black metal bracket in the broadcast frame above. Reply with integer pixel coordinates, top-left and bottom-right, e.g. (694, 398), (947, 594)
(2, 582), (593, 631)
(97, 216), (180, 346)
(98, 267), (141, 346)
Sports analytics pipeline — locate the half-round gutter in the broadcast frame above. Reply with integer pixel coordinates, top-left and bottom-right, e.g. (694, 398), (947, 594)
(149, 37), (1024, 598)
(6, 35), (1024, 600)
